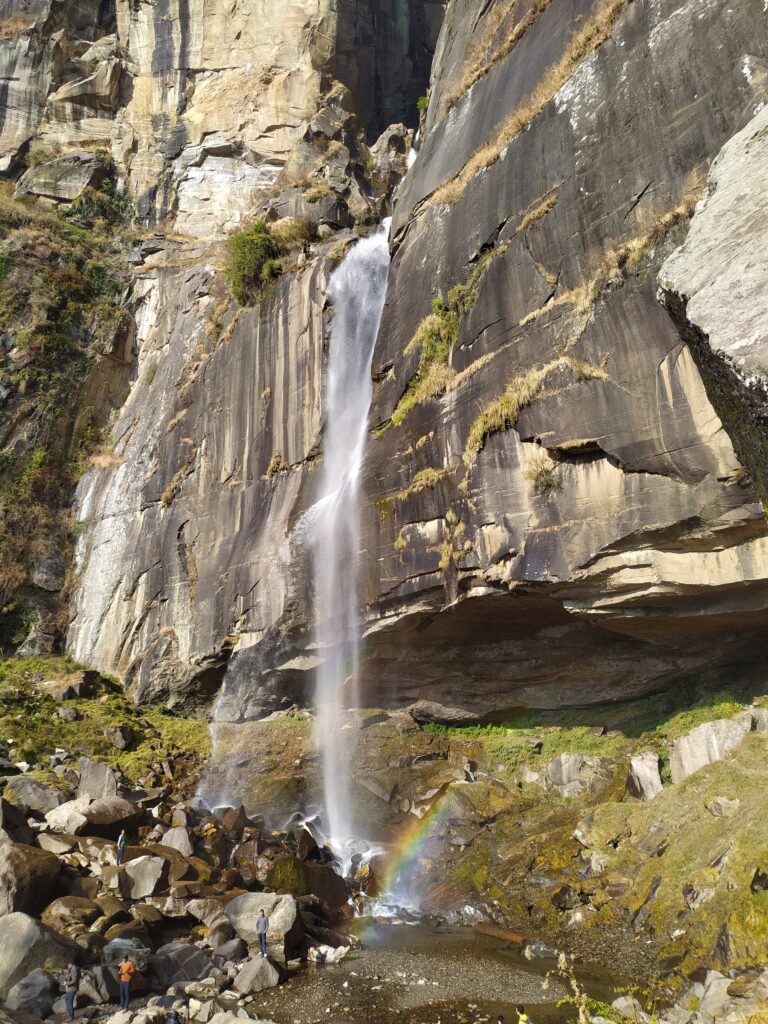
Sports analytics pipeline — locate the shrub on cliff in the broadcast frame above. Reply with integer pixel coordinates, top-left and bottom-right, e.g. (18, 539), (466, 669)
(225, 221), (284, 304)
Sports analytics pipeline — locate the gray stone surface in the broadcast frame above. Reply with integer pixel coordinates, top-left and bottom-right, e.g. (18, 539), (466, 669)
(669, 713), (754, 784)
(0, 913), (76, 997)
(5, 968), (58, 1016)
(232, 957), (282, 994)
(77, 758), (119, 800)
(627, 752), (663, 802)
(225, 892), (303, 957)
(0, 842), (60, 917)
(118, 855), (169, 900)
(4, 776), (63, 815)
(659, 104), (768, 379)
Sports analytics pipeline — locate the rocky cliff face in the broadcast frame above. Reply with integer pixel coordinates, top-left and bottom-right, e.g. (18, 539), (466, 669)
(2, 0), (767, 718)
(359, 0), (768, 712)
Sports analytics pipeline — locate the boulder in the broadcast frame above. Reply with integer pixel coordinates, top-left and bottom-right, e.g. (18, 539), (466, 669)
(307, 944), (350, 963)
(103, 937), (150, 974)
(544, 754), (611, 797)
(45, 796), (91, 834)
(0, 913), (77, 996)
(77, 758), (119, 800)
(232, 957), (283, 994)
(551, 885), (583, 911)
(669, 713), (753, 783)
(225, 892), (304, 958)
(84, 796), (144, 837)
(5, 968), (58, 1016)
(0, 842), (60, 917)
(407, 700), (479, 725)
(626, 751), (663, 802)
(37, 833), (77, 855)
(104, 725), (133, 751)
(706, 796), (740, 817)
(150, 944), (215, 989)
(118, 856), (169, 899)
(3, 777), (64, 815)
(0, 800), (35, 845)
(159, 826), (194, 857)
(213, 937), (245, 960)
(41, 896), (101, 934)
(15, 152), (109, 203)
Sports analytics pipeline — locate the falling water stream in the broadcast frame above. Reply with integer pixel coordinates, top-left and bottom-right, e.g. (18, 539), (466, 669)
(309, 220), (391, 863)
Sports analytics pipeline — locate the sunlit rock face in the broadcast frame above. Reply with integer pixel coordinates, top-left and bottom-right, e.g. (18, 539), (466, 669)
(15, 0), (767, 713)
(357, 0), (768, 712)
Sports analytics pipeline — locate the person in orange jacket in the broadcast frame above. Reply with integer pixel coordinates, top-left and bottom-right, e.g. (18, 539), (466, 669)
(118, 956), (135, 1009)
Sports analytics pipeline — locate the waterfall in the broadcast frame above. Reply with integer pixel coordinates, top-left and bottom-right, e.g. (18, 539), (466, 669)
(309, 220), (391, 859)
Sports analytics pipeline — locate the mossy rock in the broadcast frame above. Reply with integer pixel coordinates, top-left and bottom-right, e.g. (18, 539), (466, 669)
(266, 856), (310, 896)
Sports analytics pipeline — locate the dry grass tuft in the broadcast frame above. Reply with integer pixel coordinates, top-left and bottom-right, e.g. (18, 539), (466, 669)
(524, 449), (561, 492)
(517, 191), (559, 233)
(429, 0), (634, 209)
(394, 466), (453, 503)
(440, 0), (557, 120)
(463, 356), (607, 467)
(0, 12), (34, 41)
(519, 184), (703, 327)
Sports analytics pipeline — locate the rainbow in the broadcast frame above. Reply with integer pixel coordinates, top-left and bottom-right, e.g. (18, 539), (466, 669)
(377, 790), (455, 903)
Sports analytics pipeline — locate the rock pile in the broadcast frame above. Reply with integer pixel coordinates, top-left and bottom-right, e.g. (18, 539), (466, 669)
(0, 758), (356, 1022)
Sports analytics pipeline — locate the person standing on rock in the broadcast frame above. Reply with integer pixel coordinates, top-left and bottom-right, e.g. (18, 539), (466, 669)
(117, 829), (127, 865)
(256, 908), (269, 957)
(118, 955), (135, 1009)
(63, 961), (80, 1020)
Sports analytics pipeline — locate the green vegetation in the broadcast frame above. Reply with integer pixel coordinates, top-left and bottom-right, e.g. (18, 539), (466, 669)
(225, 217), (316, 305)
(266, 856), (310, 895)
(391, 280), (477, 427)
(0, 656), (210, 789)
(225, 220), (284, 304)
(417, 94), (429, 115)
(0, 172), (131, 643)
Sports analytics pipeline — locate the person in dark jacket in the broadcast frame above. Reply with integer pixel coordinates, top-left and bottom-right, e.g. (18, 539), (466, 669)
(63, 962), (79, 1020)
(256, 908), (269, 957)
(116, 830), (127, 865)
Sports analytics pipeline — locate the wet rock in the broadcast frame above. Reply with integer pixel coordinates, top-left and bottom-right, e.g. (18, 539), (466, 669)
(706, 796), (740, 817)
(232, 957), (283, 993)
(5, 968), (58, 1016)
(0, 913), (77, 996)
(307, 944), (350, 963)
(669, 714), (753, 784)
(522, 940), (559, 960)
(118, 856), (170, 899)
(0, 842), (60, 917)
(626, 751), (663, 802)
(297, 827), (319, 860)
(225, 892), (304, 958)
